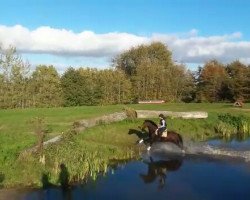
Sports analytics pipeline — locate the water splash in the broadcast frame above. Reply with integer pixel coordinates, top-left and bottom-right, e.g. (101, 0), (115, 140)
(144, 141), (250, 162)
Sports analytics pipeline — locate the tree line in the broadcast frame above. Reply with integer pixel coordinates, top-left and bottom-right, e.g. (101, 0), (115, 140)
(0, 43), (249, 109)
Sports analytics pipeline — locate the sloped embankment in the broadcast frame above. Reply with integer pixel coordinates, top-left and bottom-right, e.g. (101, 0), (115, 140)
(20, 110), (208, 155)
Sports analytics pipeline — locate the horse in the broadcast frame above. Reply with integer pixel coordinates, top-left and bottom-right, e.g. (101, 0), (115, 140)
(139, 119), (184, 151)
(128, 128), (152, 145)
(140, 157), (182, 189)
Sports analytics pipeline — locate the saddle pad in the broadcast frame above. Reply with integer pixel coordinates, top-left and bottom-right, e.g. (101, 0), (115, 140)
(162, 130), (168, 137)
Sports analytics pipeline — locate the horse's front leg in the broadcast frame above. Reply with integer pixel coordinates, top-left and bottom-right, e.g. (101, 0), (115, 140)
(137, 129), (147, 144)
(147, 133), (156, 151)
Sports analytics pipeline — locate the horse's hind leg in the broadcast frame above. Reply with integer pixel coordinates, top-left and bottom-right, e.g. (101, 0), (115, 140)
(178, 142), (185, 154)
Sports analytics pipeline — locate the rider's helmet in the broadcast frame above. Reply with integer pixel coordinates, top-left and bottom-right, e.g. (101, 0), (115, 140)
(159, 113), (165, 119)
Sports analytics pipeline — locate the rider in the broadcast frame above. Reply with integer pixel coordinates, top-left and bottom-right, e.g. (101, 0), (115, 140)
(156, 114), (167, 137)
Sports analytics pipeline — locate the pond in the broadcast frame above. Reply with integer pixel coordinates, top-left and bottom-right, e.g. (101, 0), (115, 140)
(208, 137), (250, 151)
(1, 140), (250, 200)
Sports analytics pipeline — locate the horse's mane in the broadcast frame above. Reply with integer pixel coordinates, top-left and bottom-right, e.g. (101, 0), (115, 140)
(144, 119), (158, 127)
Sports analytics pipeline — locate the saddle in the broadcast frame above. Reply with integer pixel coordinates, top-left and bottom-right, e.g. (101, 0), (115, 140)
(161, 130), (168, 138)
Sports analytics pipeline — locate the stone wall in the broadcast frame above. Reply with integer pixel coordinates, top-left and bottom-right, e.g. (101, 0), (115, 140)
(136, 110), (208, 119)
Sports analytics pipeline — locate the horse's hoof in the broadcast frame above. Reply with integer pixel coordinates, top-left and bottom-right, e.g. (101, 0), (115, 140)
(136, 139), (144, 145)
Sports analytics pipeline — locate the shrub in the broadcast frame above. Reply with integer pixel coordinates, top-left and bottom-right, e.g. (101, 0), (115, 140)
(123, 107), (137, 120)
(216, 113), (250, 137)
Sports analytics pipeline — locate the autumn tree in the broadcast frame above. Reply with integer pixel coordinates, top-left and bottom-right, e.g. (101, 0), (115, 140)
(78, 67), (104, 105)
(113, 42), (193, 102)
(226, 61), (250, 101)
(97, 69), (131, 105)
(0, 46), (30, 108)
(30, 65), (62, 107)
(196, 60), (228, 102)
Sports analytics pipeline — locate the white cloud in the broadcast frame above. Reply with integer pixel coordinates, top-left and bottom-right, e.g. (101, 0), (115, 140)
(152, 32), (250, 64)
(0, 25), (149, 57)
(1, 24), (250, 67)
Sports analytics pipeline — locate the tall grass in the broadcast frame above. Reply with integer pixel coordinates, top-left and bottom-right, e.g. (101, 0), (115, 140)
(1, 120), (141, 187)
(215, 113), (250, 139)
(0, 105), (125, 182)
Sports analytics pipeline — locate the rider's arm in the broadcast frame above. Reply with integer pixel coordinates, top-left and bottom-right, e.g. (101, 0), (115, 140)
(158, 120), (166, 128)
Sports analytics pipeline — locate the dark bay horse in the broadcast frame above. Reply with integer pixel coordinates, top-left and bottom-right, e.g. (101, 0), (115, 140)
(140, 120), (184, 151)
(140, 157), (182, 189)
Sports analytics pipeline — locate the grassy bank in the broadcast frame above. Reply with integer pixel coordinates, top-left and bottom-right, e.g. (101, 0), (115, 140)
(0, 103), (250, 187)
(3, 120), (141, 187)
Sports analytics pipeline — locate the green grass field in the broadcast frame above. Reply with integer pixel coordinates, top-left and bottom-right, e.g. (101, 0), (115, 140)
(0, 103), (249, 187)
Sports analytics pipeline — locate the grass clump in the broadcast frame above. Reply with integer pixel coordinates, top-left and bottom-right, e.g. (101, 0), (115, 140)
(215, 113), (250, 138)
(123, 106), (137, 121)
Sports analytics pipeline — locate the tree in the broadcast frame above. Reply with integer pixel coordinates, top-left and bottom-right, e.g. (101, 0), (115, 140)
(197, 60), (228, 102)
(196, 60), (228, 102)
(78, 67), (103, 105)
(97, 69), (131, 105)
(30, 65), (62, 107)
(113, 42), (193, 102)
(61, 68), (86, 106)
(170, 65), (196, 102)
(0, 46), (30, 108)
(226, 61), (250, 102)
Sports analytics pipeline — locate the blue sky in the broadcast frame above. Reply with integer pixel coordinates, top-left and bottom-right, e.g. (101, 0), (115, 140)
(1, 0), (250, 72)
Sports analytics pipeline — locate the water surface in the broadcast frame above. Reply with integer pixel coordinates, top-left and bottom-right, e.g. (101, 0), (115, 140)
(1, 138), (250, 200)
(2, 153), (250, 200)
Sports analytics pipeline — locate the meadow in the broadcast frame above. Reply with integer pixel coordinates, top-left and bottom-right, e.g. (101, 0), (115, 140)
(0, 103), (249, 187)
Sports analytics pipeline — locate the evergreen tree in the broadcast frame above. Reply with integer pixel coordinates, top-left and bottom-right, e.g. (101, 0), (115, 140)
(61, 68), (91, 106)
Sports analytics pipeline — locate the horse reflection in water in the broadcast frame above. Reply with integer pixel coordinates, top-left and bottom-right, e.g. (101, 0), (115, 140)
(140, 157), (182, 189)
(138, 120), (184, 152)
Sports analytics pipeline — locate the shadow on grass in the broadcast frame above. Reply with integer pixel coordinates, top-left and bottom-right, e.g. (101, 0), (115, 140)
(58, 163), (70, 190)
(128, 128), (150, 144)
(0, 172), (4, 189)
(41, 163), (71, 199)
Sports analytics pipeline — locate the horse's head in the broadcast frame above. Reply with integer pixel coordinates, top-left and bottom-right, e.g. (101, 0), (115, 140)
(140, 120), (158, 133)
(128, 128), (144, 137)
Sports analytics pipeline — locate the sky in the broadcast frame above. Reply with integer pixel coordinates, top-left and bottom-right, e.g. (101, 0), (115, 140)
(0, 0), (250, 72)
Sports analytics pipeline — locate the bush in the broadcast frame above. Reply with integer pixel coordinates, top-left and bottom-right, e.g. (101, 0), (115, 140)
(216, 113), (250, 137)
(123, 107), (137, 121)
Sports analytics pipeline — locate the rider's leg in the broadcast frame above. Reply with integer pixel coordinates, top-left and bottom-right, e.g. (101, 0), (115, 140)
(158, 127), (164, 137)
